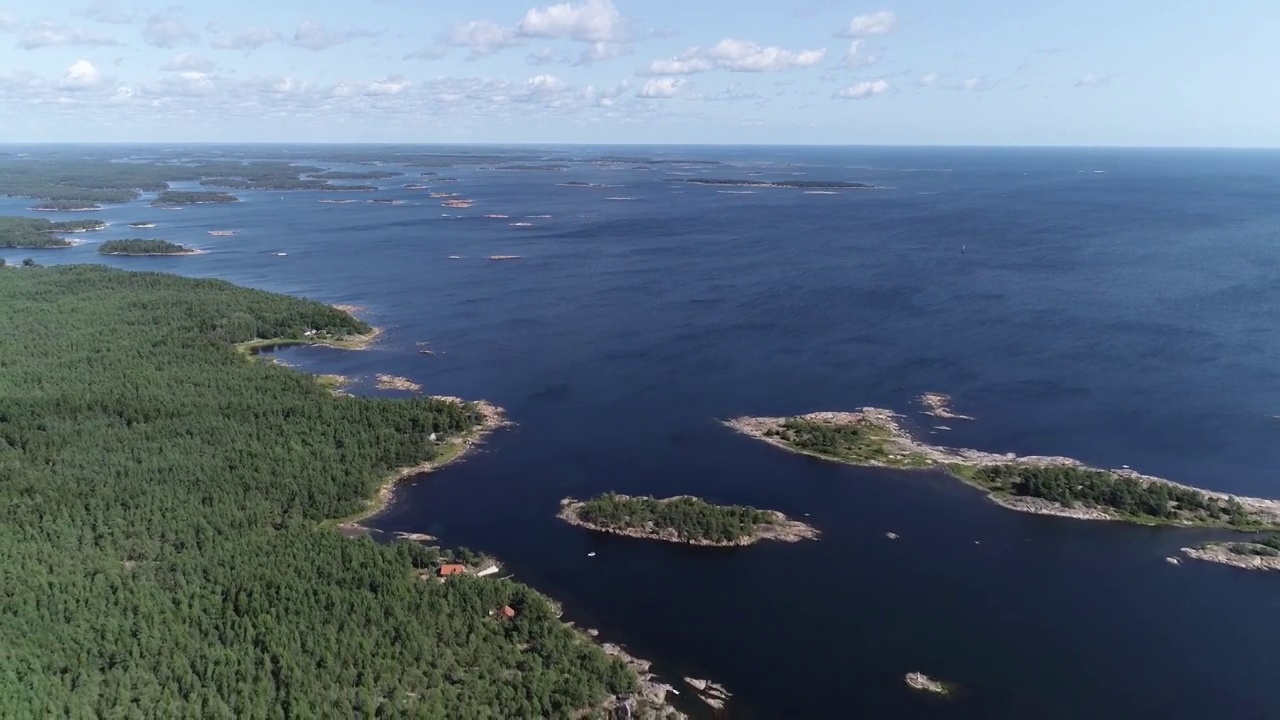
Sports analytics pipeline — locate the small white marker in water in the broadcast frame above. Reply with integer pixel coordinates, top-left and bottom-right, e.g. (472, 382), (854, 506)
(276, 252), (287, 256)
(587, 552), (596, 557)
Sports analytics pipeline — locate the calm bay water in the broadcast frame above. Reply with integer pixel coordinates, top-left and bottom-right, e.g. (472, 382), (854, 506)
(8, 145), (1280, 718)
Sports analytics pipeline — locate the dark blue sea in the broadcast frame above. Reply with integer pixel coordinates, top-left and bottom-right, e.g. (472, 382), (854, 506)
(8, 145), (1280, 719)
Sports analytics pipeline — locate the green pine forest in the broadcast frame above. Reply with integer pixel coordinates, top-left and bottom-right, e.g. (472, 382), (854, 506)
(0, 265), (635, 717)
(574, 493), (777, 544)
(98, 239), (193, 255)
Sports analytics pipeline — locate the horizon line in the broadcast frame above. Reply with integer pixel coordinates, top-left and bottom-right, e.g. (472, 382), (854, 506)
(1, 141), (1279, 151)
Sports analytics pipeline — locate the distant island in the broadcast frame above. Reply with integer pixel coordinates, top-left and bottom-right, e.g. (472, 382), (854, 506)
(199, 177), (377, 192)
(725, 409), (1280, 530)
(557, 493), (819, 546)
(31, 199), (105, 211)
(1, 216), (105, 248)
(311, 170), (403, 180)
(128, 221), (157, 228)
(98, 239), (197, 256)
(1183, 535), (1280, 572)
(669, 179), (875, 189)
(151, 190), (239, 206)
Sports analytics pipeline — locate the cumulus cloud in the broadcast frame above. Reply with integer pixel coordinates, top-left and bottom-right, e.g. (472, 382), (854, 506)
(644, 39), (826, 75)
(18, 21), (119, 49)
(840, 10), (897, 37)
(919, 72), (938, 87)
(59, 60), (105, 90)
(335, 76), (411, 97)
(517, 0), (622, 42)
(961, 77), (981, 90)
(0, 11), (18, 33)
(160, 52), (217, 73)
(441, 0), (628, 61)
(143, 13), (197, 48)
(637, 77), (684, 98)
(835, 79), (889, 99)
(526, 73), (566, 93)
(291, 21), (376, 51)
(441, 19), (521, 57)
(210, 26), (280, 51)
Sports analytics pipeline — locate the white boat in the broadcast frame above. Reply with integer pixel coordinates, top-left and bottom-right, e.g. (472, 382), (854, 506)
(587, 552), (596, 557)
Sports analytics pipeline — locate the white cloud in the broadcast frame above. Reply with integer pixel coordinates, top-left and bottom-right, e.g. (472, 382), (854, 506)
(526, 73), (566, 92)
(842, 39), (879, 67)
(1075, 73), (1116, 88)
(637, 77), (684, 98)
(160, 53), (217, 73)
(835, 79), (890, 99)
(442, 0), (629, 61)
(291, 21), (376, 51)
(526, 47), (560, 65)
(0, 11), (18, 33)
(59, 60), (104, 90)
(143, 13), (197, 48)
(919, 72), (938, 87)
(645, 39), (826, 75)
(961, 77), (981, 91)
(18, 22), (119, 49)
(79, 1), (135, 24)
(442, 19), (522, 57)
(405, 45), (447, 60)
(210, 26), (279, 51)
(577, 40), (627, 65)
(840, 10), (897, 37)
(517, 0), (622, 42)
(365, 77), (411, 96)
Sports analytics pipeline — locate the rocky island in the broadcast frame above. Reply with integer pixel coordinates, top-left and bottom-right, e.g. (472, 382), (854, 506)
(905, 672), (950, 695)
(1183, 535), (1280, 572)
(98, 239), (198, 256)
(670, 178), (875, 189)
(725, 409), (1280, 529)
(557, 493), (819, 546)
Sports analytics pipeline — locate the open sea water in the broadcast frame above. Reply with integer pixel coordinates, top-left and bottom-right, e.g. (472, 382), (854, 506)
(7, 145), (1280, 719)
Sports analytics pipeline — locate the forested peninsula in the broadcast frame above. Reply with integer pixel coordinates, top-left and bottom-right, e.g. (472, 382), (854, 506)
(725, 410), (1280, 530)
(1, 216), (105, 248)
(558, 493), (819, 546)
(0, 265), (675, 718)
(98, 239), (196, 256)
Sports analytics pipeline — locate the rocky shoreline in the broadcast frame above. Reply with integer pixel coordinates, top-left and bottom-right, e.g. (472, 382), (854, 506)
(557, 495), (820, 546)
(1181, 543), (1280, 572)
(724, 408), (1280, 528)
(919, 392), (974, 421)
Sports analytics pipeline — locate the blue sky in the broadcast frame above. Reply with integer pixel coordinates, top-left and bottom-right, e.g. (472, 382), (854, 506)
(0, 0), (1273, 145)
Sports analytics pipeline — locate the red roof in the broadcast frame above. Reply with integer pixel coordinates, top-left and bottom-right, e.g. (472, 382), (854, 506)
(499, 605), (517, 618)
(438, 564), (467, 577)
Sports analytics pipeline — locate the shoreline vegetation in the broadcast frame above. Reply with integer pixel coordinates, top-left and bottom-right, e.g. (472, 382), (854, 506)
(98, 239), (198, 256)
(1182, 535), (1280, 572)
(1, 264), (671, 718)
(725, 409), (1280, 530)
(557, 493), (819, 546)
